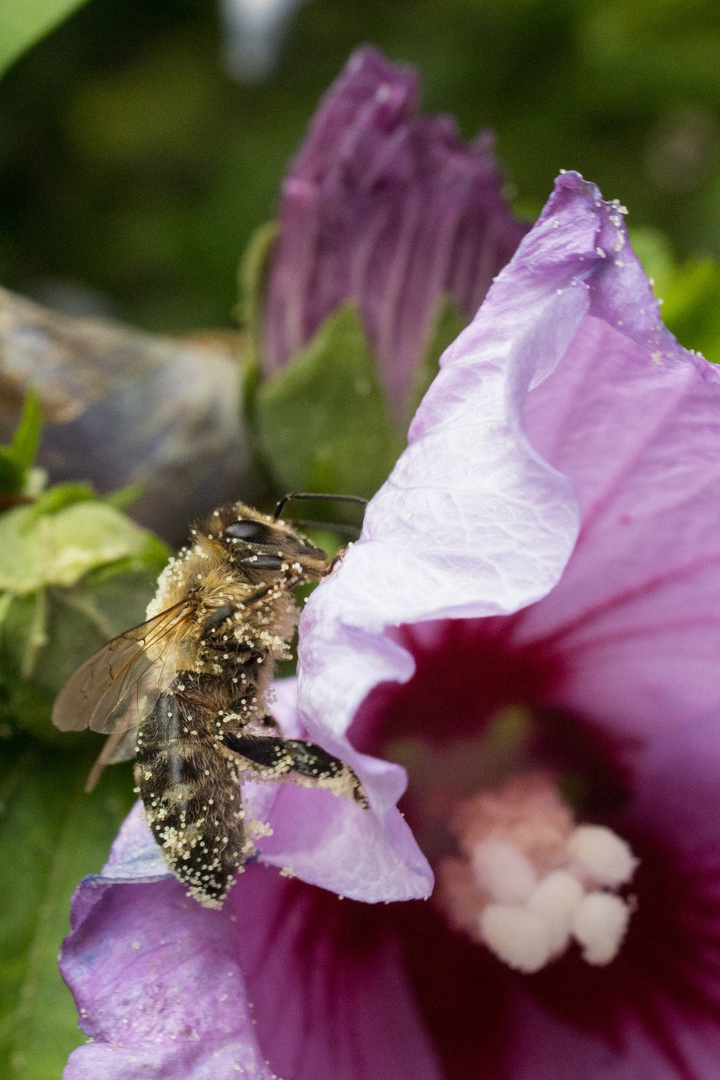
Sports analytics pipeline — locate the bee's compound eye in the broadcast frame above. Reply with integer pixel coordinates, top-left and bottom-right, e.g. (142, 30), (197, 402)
(223, 519), (273, 544)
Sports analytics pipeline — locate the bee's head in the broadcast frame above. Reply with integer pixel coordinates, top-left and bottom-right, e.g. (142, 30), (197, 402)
(213, 504), (329, 578)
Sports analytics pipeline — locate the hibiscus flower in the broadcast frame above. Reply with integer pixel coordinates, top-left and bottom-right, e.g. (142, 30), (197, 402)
(60, 172), (720, 1079)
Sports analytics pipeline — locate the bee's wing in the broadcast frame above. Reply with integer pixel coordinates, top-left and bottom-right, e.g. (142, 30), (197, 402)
(52, 600), (192, 736)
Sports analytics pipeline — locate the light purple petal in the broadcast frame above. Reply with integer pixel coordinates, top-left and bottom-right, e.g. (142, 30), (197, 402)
(299, 169), (720, 763)
(230, 870), (444, 1080)
(297, 176), (595, 751)
(61, 859), (443, 1080)
(257, 678), (433, 901)
(61, 875), (271, 1080)
(264, 46), (527, 414)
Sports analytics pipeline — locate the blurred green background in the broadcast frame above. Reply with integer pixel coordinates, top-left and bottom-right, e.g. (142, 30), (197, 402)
(2, 0), (720, 333)
(3, 1), (720, 1076)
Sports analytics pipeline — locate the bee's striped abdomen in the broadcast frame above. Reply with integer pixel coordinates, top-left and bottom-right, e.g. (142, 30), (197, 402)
(135, 689), (248, 907)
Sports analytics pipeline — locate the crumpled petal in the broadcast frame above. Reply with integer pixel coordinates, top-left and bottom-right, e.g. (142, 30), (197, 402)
(297, 177), (596, 750)
(61, 829), (442, 1080)
(264, 45), (528, 415)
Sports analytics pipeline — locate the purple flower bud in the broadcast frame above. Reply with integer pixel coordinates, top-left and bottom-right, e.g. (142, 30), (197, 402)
(263, 46), (528, 416)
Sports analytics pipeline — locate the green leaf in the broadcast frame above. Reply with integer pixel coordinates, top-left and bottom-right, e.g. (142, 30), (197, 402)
(0, 0), (89, 78)
(0, 502), (153, 594)
(10, 390), (42, 475)
(0, 738), (135, 1078)
(103, 481), (144, 512)
(631, 226), (720, 364)
(255, 303), (402, 499)
(406, 293), (468, 423)
(0, 389), (43, 498)
(0, 452), (24, 497)
(28, 482), (95, 518)
(1, 566), (159, 740)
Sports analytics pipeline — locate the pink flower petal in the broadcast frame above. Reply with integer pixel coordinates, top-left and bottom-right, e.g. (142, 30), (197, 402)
(231, 870), (444, 1080)
(506, 180), (720, 744)
(256, 681), (433, 902)
(297, 177), (598, 755)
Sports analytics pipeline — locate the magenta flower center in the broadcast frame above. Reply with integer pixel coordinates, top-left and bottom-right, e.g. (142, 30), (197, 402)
(359, 619), (639, 973)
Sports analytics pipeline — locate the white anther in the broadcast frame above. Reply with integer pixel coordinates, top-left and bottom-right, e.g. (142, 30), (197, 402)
(566, 825), (637, 888)
(471, 839), (538, 904)
(479, 904), (553, 974)
(571, 891), (631, 965)
(527, 871), (584, 955)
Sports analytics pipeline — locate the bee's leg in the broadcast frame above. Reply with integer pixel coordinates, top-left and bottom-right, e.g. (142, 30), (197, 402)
(222, 733), (368, 807)
(285, 739), (368, 806)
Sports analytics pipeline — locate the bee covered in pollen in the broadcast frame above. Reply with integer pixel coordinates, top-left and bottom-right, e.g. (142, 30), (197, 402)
(52, 495), (369, 908)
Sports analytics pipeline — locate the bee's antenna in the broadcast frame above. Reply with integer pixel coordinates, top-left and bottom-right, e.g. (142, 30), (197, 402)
(273, 492), (368, 521)
(287, 519), (361, 540)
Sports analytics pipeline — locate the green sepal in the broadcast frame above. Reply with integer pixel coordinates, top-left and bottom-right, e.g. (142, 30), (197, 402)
(406, 292), (468, 424)
(236, 220), (278, 370)
(0, 736), (135, 1078)
(255, 302), (402, 499)
(236, 222), (279, 490)
(0, 452), (24, 497)
(11, 389), (42, 475)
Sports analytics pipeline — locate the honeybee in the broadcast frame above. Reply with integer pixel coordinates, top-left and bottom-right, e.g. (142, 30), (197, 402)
(52, 496), (368, 908)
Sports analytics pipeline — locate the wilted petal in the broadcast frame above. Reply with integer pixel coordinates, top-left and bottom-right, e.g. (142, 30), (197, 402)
(264, 45), (528, 414)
